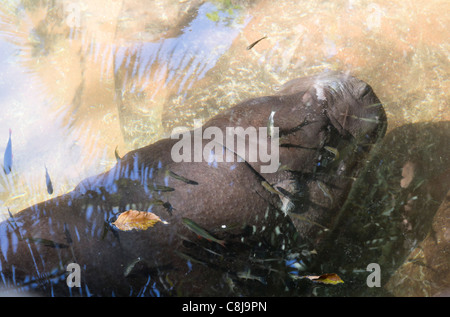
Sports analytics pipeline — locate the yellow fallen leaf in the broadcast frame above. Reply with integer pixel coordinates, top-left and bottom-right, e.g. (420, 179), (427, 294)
(112, 210), (168, 231)
(304, 273), (344, 285)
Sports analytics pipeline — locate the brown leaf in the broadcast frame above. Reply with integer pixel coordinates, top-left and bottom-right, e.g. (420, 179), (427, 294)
(112, 210), (168, 231)
(304, 273), (344, 285)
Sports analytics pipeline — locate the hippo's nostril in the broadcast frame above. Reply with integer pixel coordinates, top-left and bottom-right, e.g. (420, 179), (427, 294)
(357, 83), (372, 99)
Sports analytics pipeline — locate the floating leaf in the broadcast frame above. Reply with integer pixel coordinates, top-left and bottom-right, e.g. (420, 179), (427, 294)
(304, 273), (344, 285)
(112, 210), (168, 231)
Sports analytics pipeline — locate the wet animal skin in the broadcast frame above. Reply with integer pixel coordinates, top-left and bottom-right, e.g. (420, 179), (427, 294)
(0, 71), (386, 296)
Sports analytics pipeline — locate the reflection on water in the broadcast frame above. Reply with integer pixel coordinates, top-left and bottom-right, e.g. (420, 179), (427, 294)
(0, 0), (249, 212)
(0, 0), (448, 296)
(114, 1), (249, 148)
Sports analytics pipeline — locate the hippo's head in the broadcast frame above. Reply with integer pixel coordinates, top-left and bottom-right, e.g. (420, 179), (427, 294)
(277, 71), (387, 143)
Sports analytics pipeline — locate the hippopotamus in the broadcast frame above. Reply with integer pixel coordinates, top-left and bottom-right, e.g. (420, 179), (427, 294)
(0, 71), (386, 296)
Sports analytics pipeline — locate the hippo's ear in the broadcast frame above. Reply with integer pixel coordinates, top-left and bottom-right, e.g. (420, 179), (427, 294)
(291, 72), (387, 143)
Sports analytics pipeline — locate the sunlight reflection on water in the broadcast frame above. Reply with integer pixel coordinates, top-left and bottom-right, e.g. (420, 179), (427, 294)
(0, 1), (249, 213)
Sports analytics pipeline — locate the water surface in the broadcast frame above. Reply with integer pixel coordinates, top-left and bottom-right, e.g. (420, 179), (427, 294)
(0, 0), (448, 296)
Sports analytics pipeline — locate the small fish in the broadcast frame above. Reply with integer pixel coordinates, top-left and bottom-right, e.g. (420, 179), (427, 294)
(247, 36), (267, 50)
(317, 181), (334, 205)
(23, 237), (69, 249)
(114, 146), (121, 162)
(349, 114), (379, 124)
(149, 199), (166, 206)
(181, 217), (226, 247)
(276, 186), (300, 201)
(174, 250), (206, 266)
(6, 208), (19, 232)
(167, 170), (198, 185)
(150, 199), (175, 215)
(324, 146), (339, 161)
(202, 247), (223, 258)
(413, 179), (426, 191)
(223, 273), (236, 292)
(7, 207), (14, 218)
(279, 144), (318, 150)
(124, 257), (142, 277)
(3, 129), (12, 174)
(267, 111), (276, 138)
(364, 102), (383, 109)
(249, 256), (281, 264)
(261, 181), (283, 196)
(237, 269), (267, 285)
(45, 165), (53, 195)
(277, 164), (291, 172)
(62, 223), (73, 245)
(101, 220), (121, 242)
(163, 202), (174, 215)
(303, 273), (344, 285)
(288, 212), (329, 231)
(149, 184), (175, 192)
(165, 274), (174, 288)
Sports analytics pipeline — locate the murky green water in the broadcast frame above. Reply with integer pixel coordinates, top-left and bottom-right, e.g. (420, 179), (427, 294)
(0, 0), (448, 296)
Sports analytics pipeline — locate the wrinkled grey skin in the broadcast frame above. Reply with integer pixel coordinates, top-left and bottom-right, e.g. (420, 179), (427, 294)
(0, 72), (386, 296)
